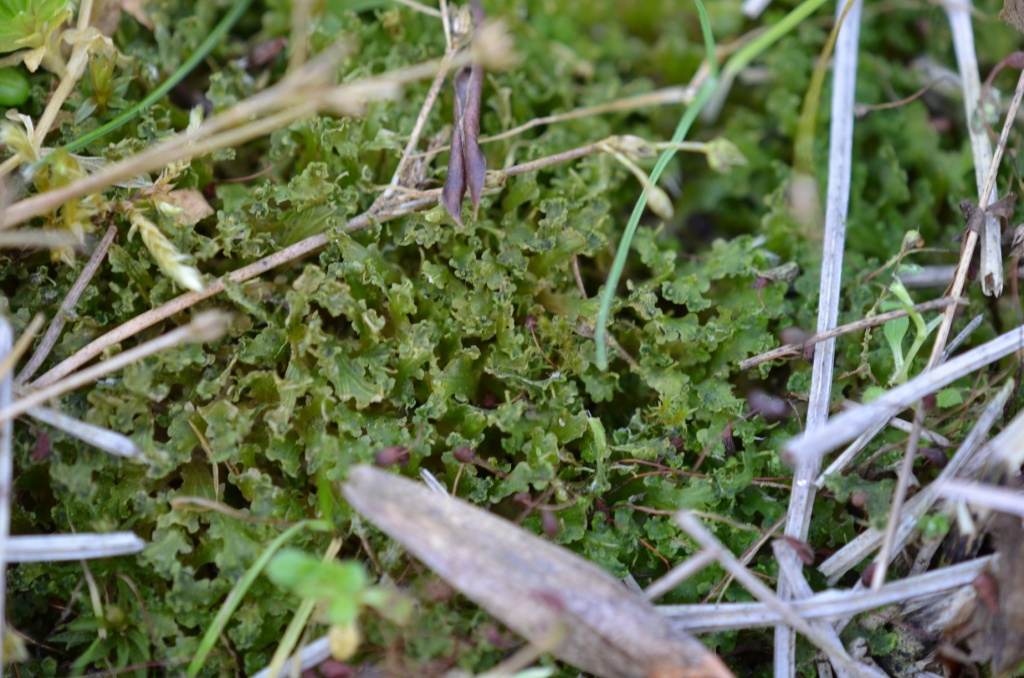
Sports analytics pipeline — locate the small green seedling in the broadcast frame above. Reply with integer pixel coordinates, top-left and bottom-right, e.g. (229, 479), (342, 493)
(881, 276), (943, 385)
(266, 549), (411, 660)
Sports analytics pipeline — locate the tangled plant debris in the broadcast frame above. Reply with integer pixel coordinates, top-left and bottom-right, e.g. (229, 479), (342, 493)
(2, 0), (1024, 677)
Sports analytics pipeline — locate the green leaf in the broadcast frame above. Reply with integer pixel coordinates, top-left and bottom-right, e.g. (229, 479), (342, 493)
(935, 388), (963, 408)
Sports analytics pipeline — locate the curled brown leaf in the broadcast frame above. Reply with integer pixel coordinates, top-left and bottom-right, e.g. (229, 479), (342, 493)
(441, 0), (487, 225)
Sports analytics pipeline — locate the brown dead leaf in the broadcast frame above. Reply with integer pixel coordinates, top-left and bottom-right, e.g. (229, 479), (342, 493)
(164, 189), (214, 226)
(441, 0), (486, 226)
(342, 465), (733, 678)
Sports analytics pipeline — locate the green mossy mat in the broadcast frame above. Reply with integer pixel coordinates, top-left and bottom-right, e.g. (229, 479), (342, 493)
(2, 0), (1022, 675)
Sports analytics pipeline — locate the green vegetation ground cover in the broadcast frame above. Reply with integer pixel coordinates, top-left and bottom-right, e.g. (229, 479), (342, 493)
(2, 0), (1024, 675)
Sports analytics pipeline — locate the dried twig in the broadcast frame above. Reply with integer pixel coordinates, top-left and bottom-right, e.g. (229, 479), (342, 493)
(869, 62), (1024, 591)
(660, 556), (992, 632)
(17, 225), (117, 384)
(776, 0), (862, 673)
(946, 3), (1003, 297)
(6, 533), (144, 562)
(784, 326), (1024, 463)
(677, 513), (881, 678)
(24, 404), (141, 459)
(740, 297), (961, 370)
(937, 478), (1024, 519)
(2, 311), (228, 425)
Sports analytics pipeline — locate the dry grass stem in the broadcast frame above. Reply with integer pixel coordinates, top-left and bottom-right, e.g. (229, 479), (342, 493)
(643, 550), (717, 601)
(818, 379), (1013, 582)
(946, 3), (1002, 297)
(871, 402), (926, 590)
(868, 406), (952, 446)
(24, 404), (141, 459)
(480, 88), (693, 146)
(941, 312), (985, 362)
(773, 539), (873, 678)
(661, 555), (992, 633)
(0, 42), (502, 230)
(868, 65), (1024, 591)
(0, 314), (44, 381)
(924, 67), (1024, 369)
(17, 225), (117, 383)
(812, 403), (951, 492)
(251, 636), (331, 678)
(0, 230), (83, 249)
(676, 513), (880, 678)
(378, 49), (455, 197)
(0, 311), (228, 426)
(937, 479), (1024, 518)
(785, 325), (1024, 463)
(776, 1), (863, 673)
(286, 0), (313, 73)
(11, 0), (97, 178)
(740, 296), (961, 370)
(6, 532), (145, 563)
(169, 497), (295, 526)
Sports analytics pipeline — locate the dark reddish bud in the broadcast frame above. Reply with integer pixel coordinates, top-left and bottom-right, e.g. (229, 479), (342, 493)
(513, 492), (532, 506)
(423, 579), (453, 603)
(313, 660), (356, 678)
(803, 343), (815, 362)
(850, 492), (868, 508)
(922, 392), (937, 410)
(780, 327), (810, 345)
(530, 589), (566, 613)
(247, 37), (288, 71)
(860, 562), (878, 587)
(480, 392), (499, 409)
(722, 423), (736, 456)
(541, 511), (559, 538)
(32, 430), (51, 461)
(453, 446), (475, 463)
(973, 571), (999, 613)
(669, 437), (685, 452)
(484, 624), (519, 650)
(375, 446), (409, 467)
(779, 536), (815, 565)
(747, 388), (791, 422)
(919, 447), (948, 468)
(524, 315), (538, 330)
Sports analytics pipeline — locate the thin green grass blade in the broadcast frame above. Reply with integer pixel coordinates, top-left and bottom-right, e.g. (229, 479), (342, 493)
(720, 0), (831, 83)
(594, 0), (835, 368)
(594, 0), (718, 369)
(794, 0), (858, 175)
(62, 0), (254, 154)
(186, 519), (329, 677)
